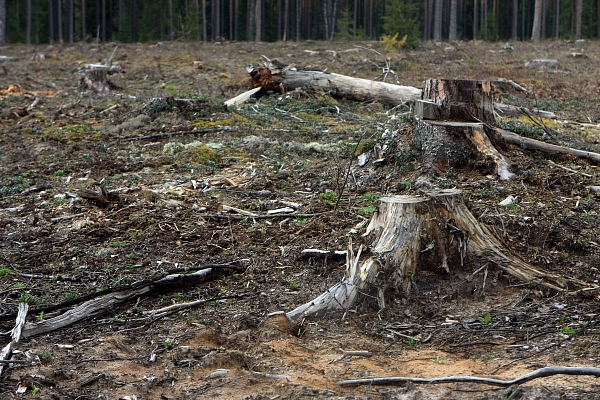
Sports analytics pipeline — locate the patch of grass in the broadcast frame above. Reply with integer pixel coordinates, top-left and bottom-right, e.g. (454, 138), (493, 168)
(504, 203), (520, 212)
(109, 241), (126, 248)
(55, 197), (68, 205)
(319, 191), (338, 204)
(54, 169), (67, 177)
(295, 217), (308, 226)
(560, 326), (577, 336)
(15, 282), (26, 289)
(362, 193), (378, 203)
(289, 282), (300, 291)
(38, 352), (54, 364)
(358, 205), (375, 216)
(0, 267), (11, 276)
(31, 384), (39, 396)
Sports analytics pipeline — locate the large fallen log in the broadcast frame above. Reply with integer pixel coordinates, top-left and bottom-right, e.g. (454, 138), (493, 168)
(246, 57), (421, 104)
(244, 56), (552, 119)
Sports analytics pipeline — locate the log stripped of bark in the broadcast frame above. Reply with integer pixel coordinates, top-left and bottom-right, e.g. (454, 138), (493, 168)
(287, 190), (570, 323)
(19, 263), (247, 337)
(337, 366), (600, 387)
(492, 127), (600, 165)
(247, 56), (421, 105)
(0, 303), (28, 375)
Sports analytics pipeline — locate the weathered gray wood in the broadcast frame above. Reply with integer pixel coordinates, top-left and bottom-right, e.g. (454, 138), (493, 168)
(492, 127), (600, 165)
(287, 190), (571, 323)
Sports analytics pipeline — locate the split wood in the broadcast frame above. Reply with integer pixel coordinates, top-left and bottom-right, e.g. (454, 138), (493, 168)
(0, 303), (28, 375)
(337, 366), (600, 387)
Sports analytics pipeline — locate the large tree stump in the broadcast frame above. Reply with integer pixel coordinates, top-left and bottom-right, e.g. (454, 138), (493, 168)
(287, 190), (572, 323)
(414, 79), (515, 180)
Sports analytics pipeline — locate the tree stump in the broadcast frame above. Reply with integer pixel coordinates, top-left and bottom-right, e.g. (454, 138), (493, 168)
(414, 79), (515, 180)
(287, 190), (570, 323)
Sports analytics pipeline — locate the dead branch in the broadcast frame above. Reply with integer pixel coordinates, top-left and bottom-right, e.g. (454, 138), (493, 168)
(492, 127), (600, 165)
(0, 303), (28, 375)
(143, 294), (247, 318)
(120, 127), (229, 141)
(330, 349), (372, 364)
(337, 366), (600, 387)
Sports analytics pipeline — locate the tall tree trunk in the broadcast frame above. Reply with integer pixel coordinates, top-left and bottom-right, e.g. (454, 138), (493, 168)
(353, 0), (357, 38)
(26, 0), (32, 44)
(247, 0), (255, 40)
(49, 0), (55, 42)
(234, 0), (239, 39)
(531, 0), (542, 39)
(283, 0), (289, 40)
(230, 0), (234, 39)
(574, 0), (582, 39)
(130, 0), (136, 41)
(82, 0), (87, 41)
(433, 0), (442, 40)
(483, 0), (487, 39)
(295, 0), (300, 40)
(323, 0), (330, 39)
(202, 0), (207, 40)
(118, 0), (123, 35)
(554, 0), (559, 37)
(329, 0), (338, 40)
(57, 0), (64, 42)
(511, 0), (517, 39)
(473, 0), (478, 39)
(255, 0), (262, 40)
(168, 0), (174, 40)
(101, 0), (106, 41)
(449, 0), (457, 41)
(68, 0), (74, 43)
(0, 0), (5, 46)
(540, 0), (546, 38)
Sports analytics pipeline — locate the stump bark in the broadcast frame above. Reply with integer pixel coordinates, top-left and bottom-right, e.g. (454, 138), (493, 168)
(414, 79), (515, 180)
(287, 190), (570, 323)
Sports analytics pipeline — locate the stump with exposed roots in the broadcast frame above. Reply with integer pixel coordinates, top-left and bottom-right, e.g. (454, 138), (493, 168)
(413, 79), (515, 180)
(286, 190), (570, 324)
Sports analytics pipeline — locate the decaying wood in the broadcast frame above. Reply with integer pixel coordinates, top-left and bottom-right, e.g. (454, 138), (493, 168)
(492, 127), (600, 165)
(10, 262), (246, 337)
(246, 57), (549, 119)
(224, 87), (262, 108)
(247, 56), (421, 105)
(80, 46), (121, 94)
(287, 190), (575, 323)
(493, 103), (556, 119)
(337, 366), (600, 387)
(415, 79), (517, 180)
(0, 303), (28, 375)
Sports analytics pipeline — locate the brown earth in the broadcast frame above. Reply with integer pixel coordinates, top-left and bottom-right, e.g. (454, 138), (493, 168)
(1, 39), (600, 399)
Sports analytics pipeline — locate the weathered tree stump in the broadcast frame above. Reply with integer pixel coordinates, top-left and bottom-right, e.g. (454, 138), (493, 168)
(414, 79), (515, 179)
(287, 190), (571, 323)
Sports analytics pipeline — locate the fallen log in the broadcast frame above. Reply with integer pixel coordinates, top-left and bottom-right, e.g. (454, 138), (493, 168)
(246, 57), (553, 119)
(247, 56), (421, 105)
(492, 127), (600, 165)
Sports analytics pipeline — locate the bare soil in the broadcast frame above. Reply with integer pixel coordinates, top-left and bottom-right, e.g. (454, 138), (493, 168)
(1, 39), (600, 399)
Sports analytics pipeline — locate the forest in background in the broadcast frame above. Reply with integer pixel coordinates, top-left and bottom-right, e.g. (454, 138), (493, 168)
(0, 0), (599, 47)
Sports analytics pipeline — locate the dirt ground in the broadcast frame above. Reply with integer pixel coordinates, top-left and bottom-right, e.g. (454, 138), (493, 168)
(1, 39), (600, 399)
